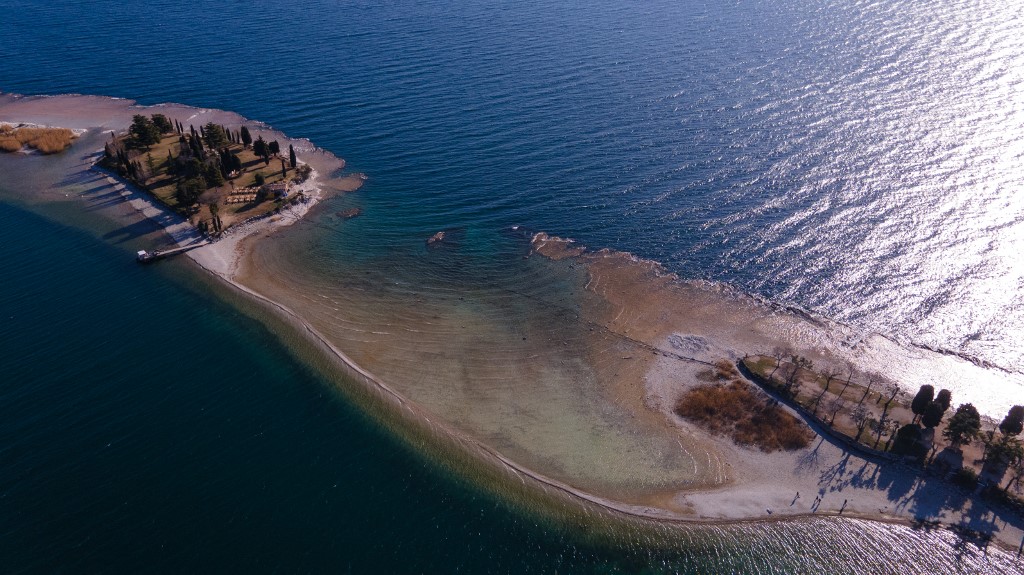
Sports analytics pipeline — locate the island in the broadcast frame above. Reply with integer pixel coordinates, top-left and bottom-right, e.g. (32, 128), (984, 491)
(3, 93), (1023, 556)
(97, 113), (314, 237)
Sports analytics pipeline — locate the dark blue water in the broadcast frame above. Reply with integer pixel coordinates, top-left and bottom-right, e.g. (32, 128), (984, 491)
(3, 0), (1024, 571)
(4, 0), (1021, 370)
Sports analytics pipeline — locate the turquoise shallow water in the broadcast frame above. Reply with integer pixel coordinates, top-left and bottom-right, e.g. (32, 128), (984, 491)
(3, 0), (1024, 571)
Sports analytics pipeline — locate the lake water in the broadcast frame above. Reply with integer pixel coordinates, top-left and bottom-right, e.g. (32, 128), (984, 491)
(2, 0), (1024, 571)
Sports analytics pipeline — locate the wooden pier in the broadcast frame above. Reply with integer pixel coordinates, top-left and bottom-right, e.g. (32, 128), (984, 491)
(136, 240), (209, 263)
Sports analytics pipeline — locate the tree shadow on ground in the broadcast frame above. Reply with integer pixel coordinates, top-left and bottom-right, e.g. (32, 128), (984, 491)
(83, 189), (130, 210)
(100, 219), (162, 244)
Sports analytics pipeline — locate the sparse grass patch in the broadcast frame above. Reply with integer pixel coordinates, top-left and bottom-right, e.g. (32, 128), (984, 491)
(675, 380), (813, 452)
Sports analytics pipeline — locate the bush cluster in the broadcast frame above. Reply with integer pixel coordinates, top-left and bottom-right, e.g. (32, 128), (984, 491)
(0, 125), (75, 154)
(675, 379), (813, 452)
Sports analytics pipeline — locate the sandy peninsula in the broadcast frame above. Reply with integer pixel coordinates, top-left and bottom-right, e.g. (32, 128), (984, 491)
(3, 93), (1023, 554)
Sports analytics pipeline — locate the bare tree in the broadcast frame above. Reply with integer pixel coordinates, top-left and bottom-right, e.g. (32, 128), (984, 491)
(851, 404), (871, 441)
(813, 366), (843, 414)
(769, 346), (790, 380)
(883, 419), (901, 451)
(880, 382), (901, 408)
(1005, 456), (1024, 493)
(859, 374), (879, 405)
(821, 366), (842, 395)
(837, 367), (855, 399)
(826, 396), (847, 426)
(870, 382), (902, 447)
(871, 412), (890, 449)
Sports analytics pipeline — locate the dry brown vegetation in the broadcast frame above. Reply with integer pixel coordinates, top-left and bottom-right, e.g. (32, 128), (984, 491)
(0, 124), (76, 154)
(676, 364), (813, 452)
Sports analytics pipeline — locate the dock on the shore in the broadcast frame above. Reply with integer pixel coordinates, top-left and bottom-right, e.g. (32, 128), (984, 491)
(136, 240), (209, 263)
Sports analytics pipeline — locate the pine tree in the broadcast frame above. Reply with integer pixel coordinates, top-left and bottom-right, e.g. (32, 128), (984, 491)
(204, 161), (225, 188)
(944, 403), (981, 447)
(151, 114), (173, 134)
(203, 123), (228, 149)
(129, 115), (161, 149)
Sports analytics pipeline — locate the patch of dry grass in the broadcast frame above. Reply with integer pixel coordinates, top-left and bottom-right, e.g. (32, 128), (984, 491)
(675, 379), (814, 452)
(0, 124), (76, 154)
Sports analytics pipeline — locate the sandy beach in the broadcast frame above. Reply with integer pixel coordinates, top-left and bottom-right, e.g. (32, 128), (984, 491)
(4, 93), (1023, 554)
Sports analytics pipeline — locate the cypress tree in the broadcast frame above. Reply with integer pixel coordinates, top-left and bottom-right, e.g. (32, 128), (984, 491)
(922, 401), (946, 428)
(240, 126), (252, 148)
(999, 406), (1024, 436)
(289, 144), (297, 168)
(910, 385), (934, 423)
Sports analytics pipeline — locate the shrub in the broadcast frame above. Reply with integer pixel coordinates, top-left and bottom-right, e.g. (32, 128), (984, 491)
(0, 125), (76, 154)
(675, 380), (813, 452)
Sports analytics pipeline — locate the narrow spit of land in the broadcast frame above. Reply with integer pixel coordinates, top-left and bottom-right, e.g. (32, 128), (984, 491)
(3, 93), (1023, 555)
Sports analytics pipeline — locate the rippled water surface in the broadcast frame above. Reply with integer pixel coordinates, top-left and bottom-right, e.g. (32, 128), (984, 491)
(7, 0), (1022, 371)
(3, 0), (1024, 571)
